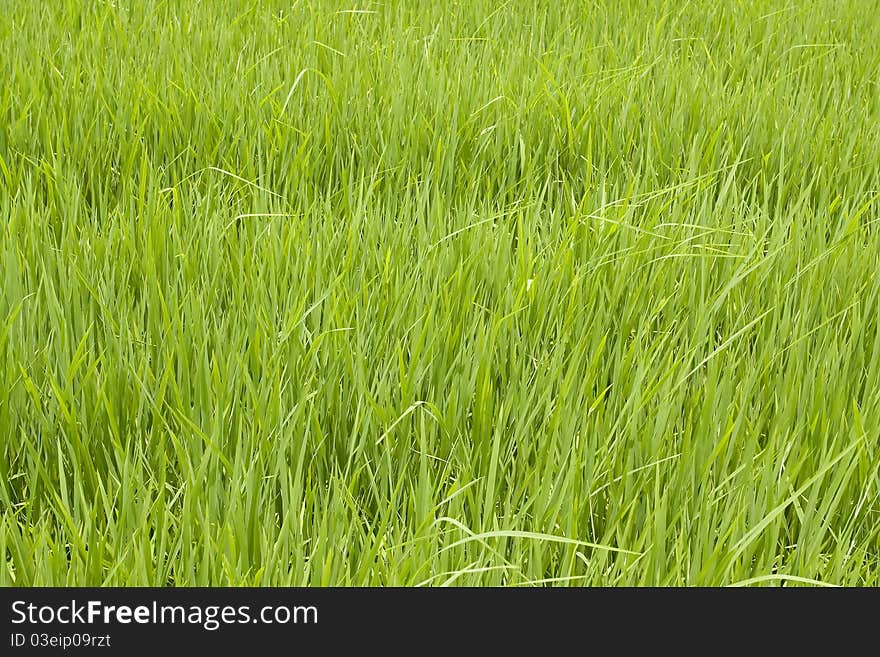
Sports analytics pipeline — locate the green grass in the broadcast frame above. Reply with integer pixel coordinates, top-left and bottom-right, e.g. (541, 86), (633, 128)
(1, 0), (879, 586)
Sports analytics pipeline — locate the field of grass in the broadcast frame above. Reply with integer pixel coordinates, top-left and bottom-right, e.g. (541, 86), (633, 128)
(1, 0), (879, 586)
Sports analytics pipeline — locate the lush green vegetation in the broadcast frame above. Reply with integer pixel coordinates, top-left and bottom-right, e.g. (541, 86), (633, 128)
(1, 0), (879, 586)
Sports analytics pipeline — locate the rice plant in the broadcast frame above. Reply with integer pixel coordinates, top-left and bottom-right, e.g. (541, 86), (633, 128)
(1, 0), (879, 586)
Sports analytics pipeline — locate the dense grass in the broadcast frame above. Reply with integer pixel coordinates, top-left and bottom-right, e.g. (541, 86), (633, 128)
(2, 0), (879, 586)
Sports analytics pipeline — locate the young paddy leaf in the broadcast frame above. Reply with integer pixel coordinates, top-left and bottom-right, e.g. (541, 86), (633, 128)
(0, 0), (879, 586)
